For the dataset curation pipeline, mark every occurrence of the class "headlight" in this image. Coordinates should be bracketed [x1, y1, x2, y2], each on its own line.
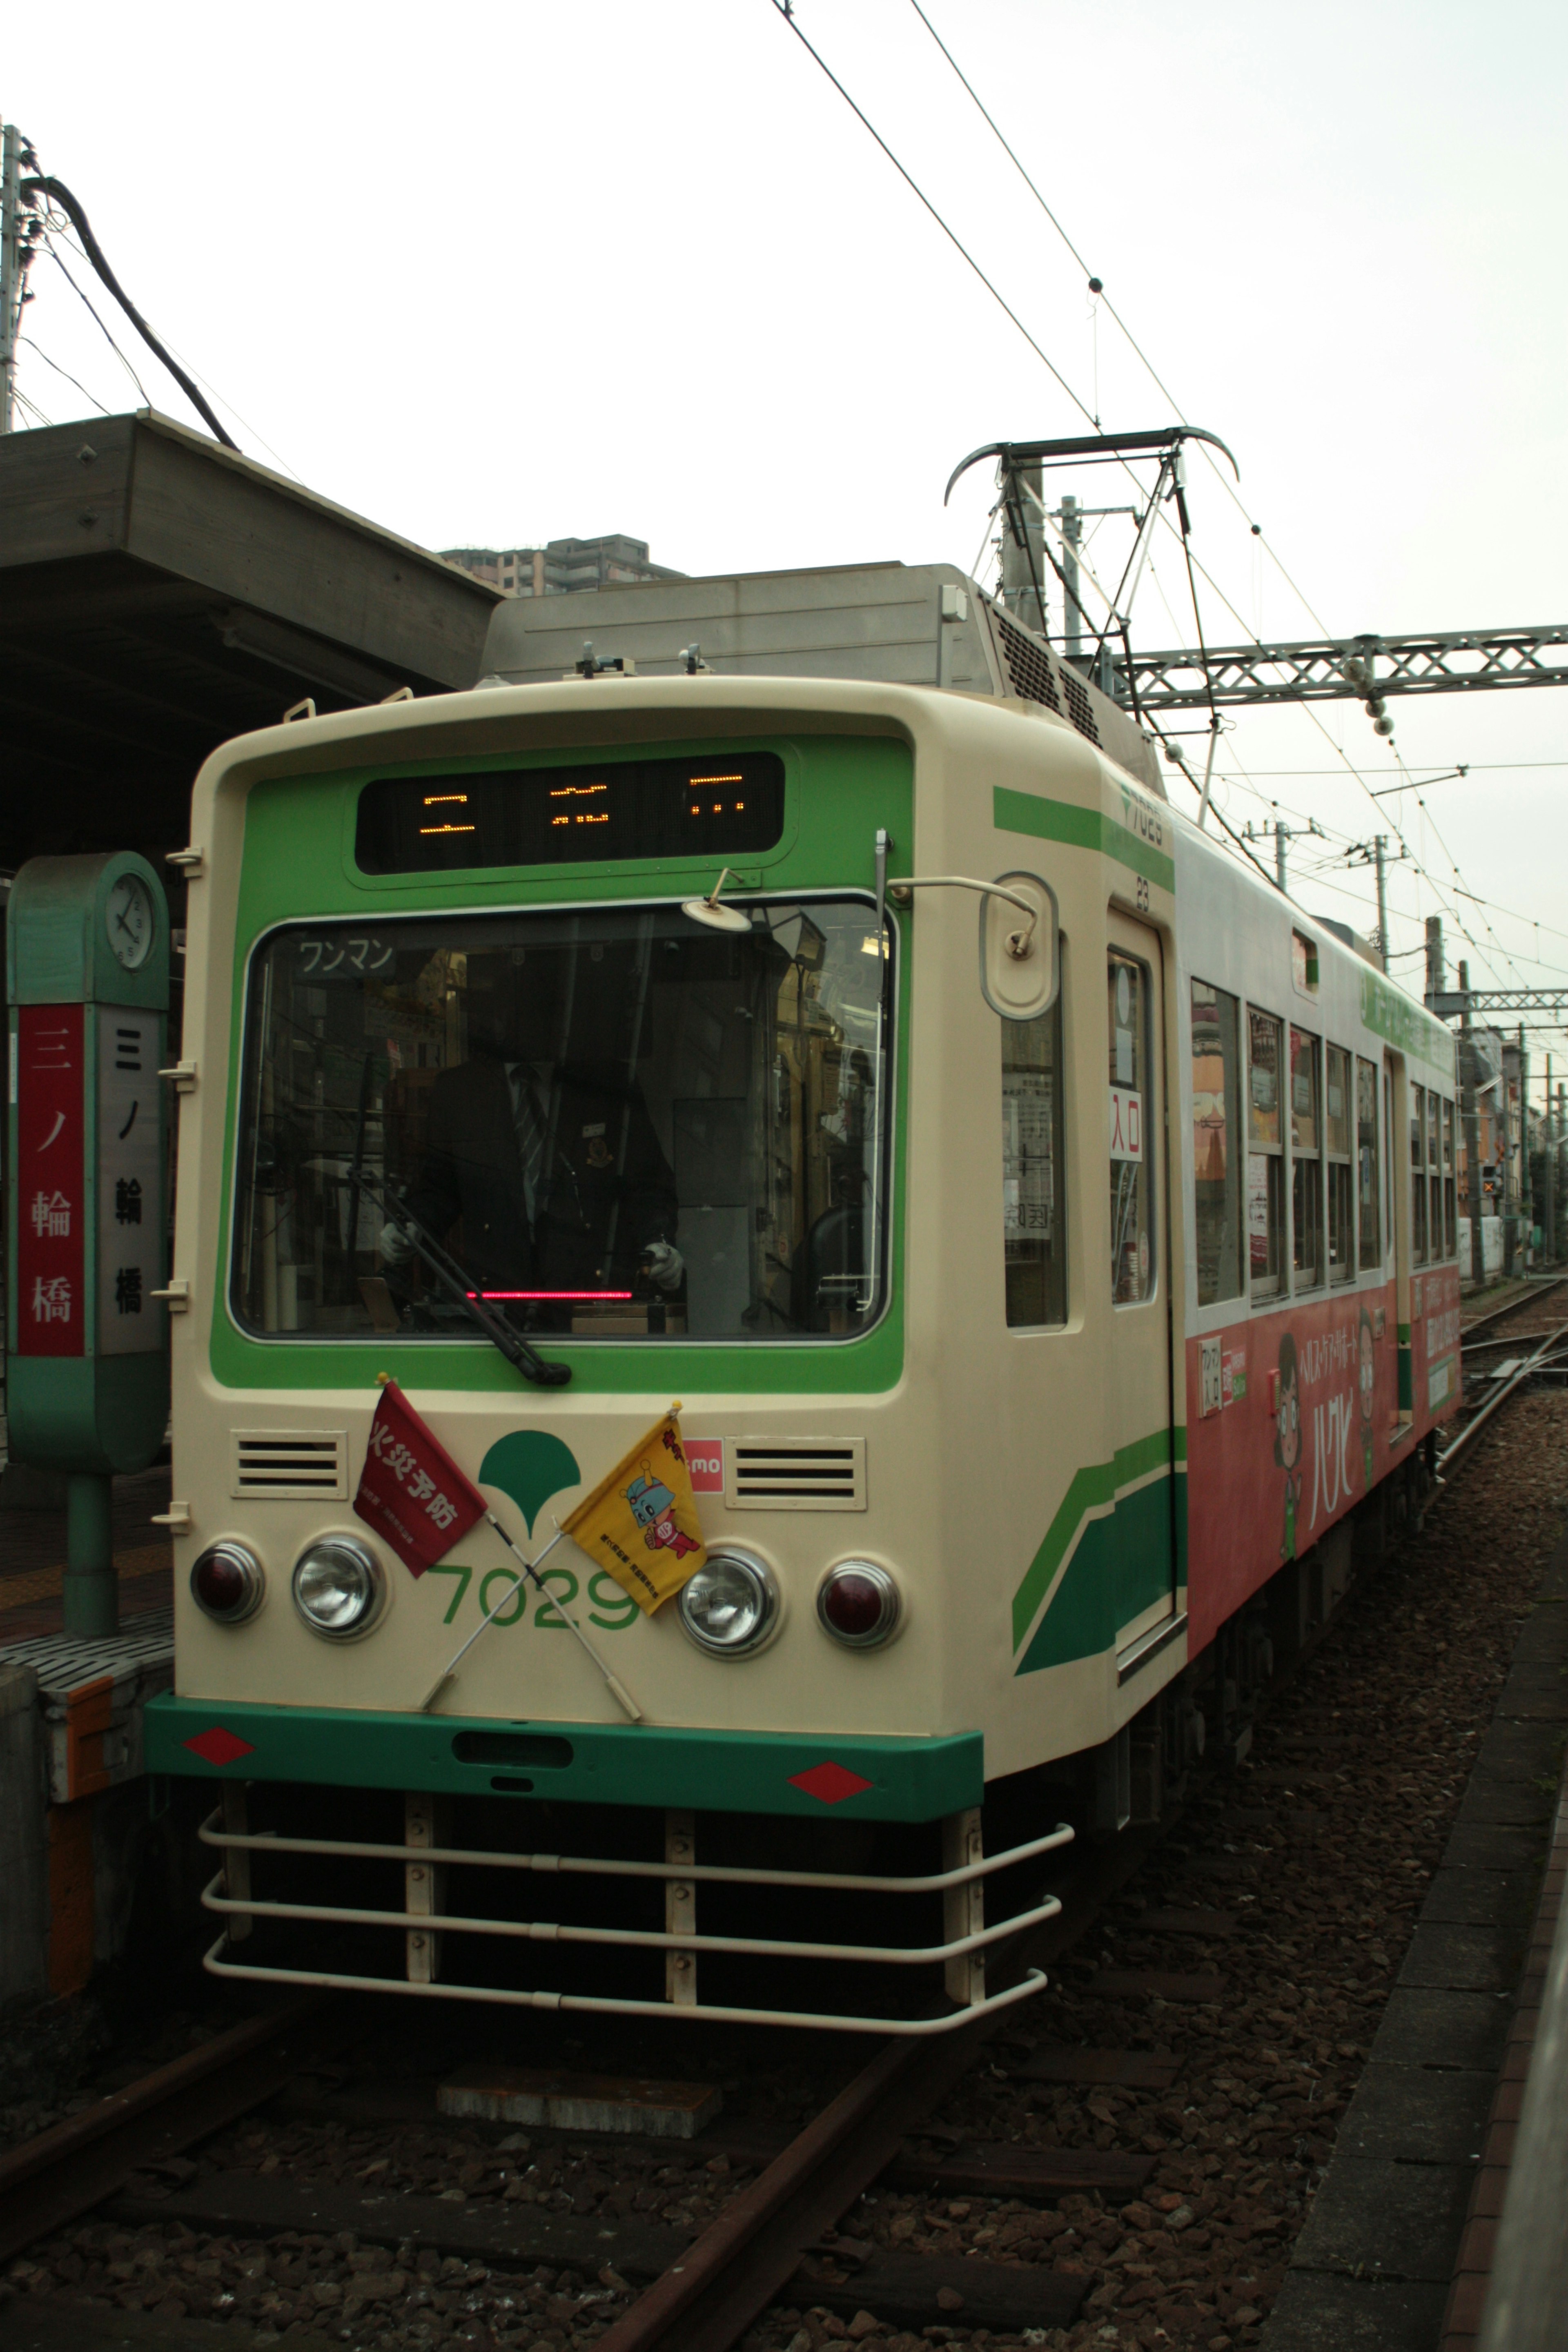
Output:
[291, 1537, 387, 1640]
[190, 1541, 265, 1625]
[817, 1559, 901, 1649]
[677, 1548, 780, 1657]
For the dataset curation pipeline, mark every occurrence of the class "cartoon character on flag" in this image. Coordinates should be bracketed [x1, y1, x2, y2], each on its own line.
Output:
[562, 1405, 707, 1614]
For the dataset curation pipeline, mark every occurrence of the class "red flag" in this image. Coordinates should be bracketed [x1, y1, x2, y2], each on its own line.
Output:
[354, 1380, 487, 1577]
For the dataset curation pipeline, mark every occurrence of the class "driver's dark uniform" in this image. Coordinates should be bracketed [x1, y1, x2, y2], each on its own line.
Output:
[399, 1054, 678, 1297]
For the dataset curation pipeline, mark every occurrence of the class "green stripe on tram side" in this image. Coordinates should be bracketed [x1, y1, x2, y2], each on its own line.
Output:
[144, 1695, 984, 1823]
[1010, 1427, 1176, 1668]
[1398, 1324, 1414, 1412]
[992, 785, 1177, 896]
[208, 735, 913, 1396]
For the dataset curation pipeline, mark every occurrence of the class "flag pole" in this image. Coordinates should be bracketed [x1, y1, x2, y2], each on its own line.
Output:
[419, 1519, 644, 1724]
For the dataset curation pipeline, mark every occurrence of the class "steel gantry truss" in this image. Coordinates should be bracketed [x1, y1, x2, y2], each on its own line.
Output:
[1122, 624, 1568, 712]
[1430, 987, 1568, 1022]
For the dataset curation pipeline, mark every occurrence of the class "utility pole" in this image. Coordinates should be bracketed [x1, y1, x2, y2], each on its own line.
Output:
[1, 121, 21, 435]
[1459, 960, 1485, 1286]
[1344, 834, 1401, 965]
[1424, 913, 1445, 1008]
[1061, 493, 1083, 667]
[1242, 816, 1325, 896]
[1519, 1027, 1532, 1262]
[1545, 1054, 1555, 1269]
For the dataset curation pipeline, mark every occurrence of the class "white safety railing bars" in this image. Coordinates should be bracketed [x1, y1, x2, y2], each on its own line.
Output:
[200, 1936, 1050, 2037]
[196, 1812, 1073, 1892]
[197, 1803, 1074, 2036]
[199, 1871, 1062, 1967]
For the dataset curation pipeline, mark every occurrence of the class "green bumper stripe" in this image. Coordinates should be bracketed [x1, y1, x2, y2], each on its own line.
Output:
[994, 785, 1176, 896]
[145, 1695, 982, 1823]
[1010, 1427, 1174, 1653]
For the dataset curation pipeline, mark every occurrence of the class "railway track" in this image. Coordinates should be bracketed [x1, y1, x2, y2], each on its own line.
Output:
[1461, 1274, 1568, 1341]
[7, 1380, 1568, 2350]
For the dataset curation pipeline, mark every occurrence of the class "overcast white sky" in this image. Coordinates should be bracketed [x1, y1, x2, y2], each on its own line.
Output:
[8, 0, 1567, 1086]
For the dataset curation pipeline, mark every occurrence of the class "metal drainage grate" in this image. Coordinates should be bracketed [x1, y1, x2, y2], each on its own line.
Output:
[726, 1439, 866, 1511]
[230, 1431, 347, 1500]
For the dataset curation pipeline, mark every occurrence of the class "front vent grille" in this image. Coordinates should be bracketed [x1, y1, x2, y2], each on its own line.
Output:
[1060, 667, 1102, 746]
[993, 609, 1063, 713]
[726, 1440, 866, 1512]
[231, 1430, 348, 1500]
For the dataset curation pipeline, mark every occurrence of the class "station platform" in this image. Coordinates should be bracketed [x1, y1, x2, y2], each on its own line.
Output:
[0, 1468, 184, 2022]
[1261, 1514, 1568, 2350]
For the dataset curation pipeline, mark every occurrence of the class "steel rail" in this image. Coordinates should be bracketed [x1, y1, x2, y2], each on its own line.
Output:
[0, 1998, 329, 2263]
[589, 1826, 1162, 2352]
[1460, 1276, 1568, 1341]
[1439, 1321, 1568, 1477]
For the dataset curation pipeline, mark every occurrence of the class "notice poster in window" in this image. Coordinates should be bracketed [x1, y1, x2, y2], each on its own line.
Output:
[1003, 1068, 1054, 1240]
[1248, 1154, 1272, 1277]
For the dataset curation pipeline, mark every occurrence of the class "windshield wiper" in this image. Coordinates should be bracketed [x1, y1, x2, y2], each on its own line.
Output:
[352, 1170, 572, 1389]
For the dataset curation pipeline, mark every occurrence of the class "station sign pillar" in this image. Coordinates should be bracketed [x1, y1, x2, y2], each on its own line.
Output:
[6, 854, 172, 1636]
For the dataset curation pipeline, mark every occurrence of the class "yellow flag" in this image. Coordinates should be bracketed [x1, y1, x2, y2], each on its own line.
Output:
[561, 1405, 708, 1615]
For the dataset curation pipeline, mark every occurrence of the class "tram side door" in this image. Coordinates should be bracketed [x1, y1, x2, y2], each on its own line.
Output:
[1106, 915, 1177, 1650]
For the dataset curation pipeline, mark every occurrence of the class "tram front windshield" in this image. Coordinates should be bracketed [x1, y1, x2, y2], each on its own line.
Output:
[233, 901, 889, 1343]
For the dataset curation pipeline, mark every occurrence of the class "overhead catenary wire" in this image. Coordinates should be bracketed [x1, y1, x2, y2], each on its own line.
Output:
[893, 4, 1528, 976]
[777, 4, 1519, 993]
[20, 335, 111, 416]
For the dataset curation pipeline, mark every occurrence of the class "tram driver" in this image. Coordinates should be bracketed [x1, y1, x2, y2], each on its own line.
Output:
[378, 947, 683, 1317]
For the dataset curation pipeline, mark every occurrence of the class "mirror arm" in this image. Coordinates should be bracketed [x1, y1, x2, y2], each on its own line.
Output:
[887, 873, 1039, 958]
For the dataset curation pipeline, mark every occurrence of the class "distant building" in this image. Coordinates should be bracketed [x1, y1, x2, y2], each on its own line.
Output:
[440, 534, 685, 599]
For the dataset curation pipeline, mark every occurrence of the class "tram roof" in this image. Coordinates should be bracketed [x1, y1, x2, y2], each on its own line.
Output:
[0, 410, 499, 876]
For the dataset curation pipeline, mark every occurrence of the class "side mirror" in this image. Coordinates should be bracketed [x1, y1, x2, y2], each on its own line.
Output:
[979, 870, 1058, 1020]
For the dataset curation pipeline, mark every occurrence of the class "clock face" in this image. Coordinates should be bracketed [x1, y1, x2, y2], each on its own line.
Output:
[105, 875, 154, 971]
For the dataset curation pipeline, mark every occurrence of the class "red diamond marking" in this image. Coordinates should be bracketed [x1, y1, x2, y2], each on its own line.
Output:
[183, 1726, 256, 1767]
[788, 1760, 874, 1806]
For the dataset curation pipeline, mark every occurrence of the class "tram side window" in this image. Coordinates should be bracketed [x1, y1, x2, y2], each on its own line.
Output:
[1002, 998, 1067, 1327]
[1192, 980, 1243, 1306]
[1357, 1056, 1381, 1269]
[1247, 1007, 1285, 1299]
[1385, 1068, 1395, 1256]
[1410, 1087, 1429, 1264]
[1326, 1045, 1354, 1282]
[1291, 1025, 1322, 1288]
[1443, 1098, 1458, 1257]
[1109, 953, 1154, 1303]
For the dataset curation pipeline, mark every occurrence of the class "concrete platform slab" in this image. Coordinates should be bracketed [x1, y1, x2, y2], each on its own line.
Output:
[1418, 1870, 1538, 1930]
[1470, 1717, 1565, 1784]
[1398, 1921, 1524, 1993]
[1439, 1823, 1548, 1870]
[1370, 1989, 1512, 2073]
[1335, 2061, 1494, 2162]
[1261, 2269, 1450, 2351]
[1288, 2152, 1474, 2281]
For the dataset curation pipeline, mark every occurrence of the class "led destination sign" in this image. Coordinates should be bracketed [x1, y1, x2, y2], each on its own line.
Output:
[356, 752, 785, 874]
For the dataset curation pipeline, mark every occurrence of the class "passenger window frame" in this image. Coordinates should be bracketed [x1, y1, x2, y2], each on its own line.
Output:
[1246, 1003, 1286, 1303]
[1191, 977, 1245, 1310]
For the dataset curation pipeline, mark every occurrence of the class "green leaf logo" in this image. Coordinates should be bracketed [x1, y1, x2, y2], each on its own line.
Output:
[478, 1430, 583, 1537]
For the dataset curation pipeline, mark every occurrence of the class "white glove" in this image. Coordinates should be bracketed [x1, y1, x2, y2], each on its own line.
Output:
[378, 1220, 413, 1266]
[644, 1240, 684, 1293]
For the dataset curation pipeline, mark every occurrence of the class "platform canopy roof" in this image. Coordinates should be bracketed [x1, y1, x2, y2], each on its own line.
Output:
[0, 410, 499, 874]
